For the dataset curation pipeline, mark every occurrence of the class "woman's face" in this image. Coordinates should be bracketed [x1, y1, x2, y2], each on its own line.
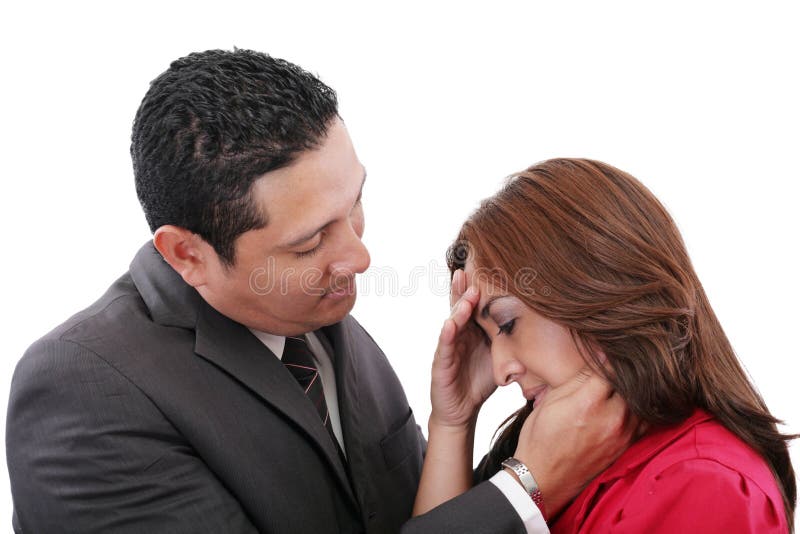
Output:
[465, 259, 587, 404]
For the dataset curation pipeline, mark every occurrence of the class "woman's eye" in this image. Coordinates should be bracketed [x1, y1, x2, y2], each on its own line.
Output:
[497, 318, 516, 336]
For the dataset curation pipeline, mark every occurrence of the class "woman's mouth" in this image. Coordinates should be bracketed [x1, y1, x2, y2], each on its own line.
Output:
[523, 384, 548, 402]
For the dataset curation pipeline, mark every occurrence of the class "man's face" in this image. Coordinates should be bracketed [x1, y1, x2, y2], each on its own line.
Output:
[197, 119, 370, 336]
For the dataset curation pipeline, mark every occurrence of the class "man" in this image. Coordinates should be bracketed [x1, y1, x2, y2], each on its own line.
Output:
[7, 49, 626, 533]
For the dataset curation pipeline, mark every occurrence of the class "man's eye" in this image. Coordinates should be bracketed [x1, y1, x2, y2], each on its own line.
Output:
[497, 319, 516, 336]
[295, 240, 322, 258]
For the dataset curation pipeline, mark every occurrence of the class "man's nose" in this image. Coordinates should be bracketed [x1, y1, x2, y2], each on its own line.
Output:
[329, 227, 371, 277]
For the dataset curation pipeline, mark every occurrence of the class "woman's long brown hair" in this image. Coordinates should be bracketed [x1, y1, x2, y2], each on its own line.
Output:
[449, 158, 796, 527]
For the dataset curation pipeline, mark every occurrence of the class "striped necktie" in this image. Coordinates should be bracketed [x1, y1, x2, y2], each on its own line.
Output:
[282, 336, 333, 435]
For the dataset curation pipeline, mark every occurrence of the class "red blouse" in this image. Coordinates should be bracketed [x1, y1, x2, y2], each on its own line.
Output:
[550, 409, 789, 533]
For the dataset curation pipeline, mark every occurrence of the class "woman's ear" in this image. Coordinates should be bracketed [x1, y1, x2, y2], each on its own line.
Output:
[580, 337, 612, 377]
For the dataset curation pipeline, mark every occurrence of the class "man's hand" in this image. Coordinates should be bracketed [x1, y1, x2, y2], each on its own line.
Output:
[513, 367, 636, 518]
[429, 269, 496, 431]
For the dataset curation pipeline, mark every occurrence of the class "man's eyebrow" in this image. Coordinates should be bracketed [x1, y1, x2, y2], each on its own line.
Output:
[283, 170, 367, 248]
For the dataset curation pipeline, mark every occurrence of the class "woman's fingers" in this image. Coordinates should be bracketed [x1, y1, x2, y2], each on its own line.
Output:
[437, 284, 479, 370]
[438, 317, 455, 344]
[450, 287, 477, 328]
[433, 320, 454, 369]
[438, 269, 481, 372]
[450, 269, 467, 308]
[538, 366, 617, 417]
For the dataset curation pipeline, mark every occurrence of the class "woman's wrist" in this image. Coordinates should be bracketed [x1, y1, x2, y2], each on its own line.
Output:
[426, 417, 476, 465]
[427, 413, 478, 436]
[414, 416, 476, 516]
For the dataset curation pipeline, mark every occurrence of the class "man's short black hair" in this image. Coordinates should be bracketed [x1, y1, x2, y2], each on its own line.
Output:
[131, 48, 339, 266]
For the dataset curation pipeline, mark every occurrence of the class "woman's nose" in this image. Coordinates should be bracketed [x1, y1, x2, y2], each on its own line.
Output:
[492, 346, 524, 387]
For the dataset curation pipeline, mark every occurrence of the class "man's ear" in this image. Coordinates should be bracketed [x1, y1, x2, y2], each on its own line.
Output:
[153, 226, 213, 288]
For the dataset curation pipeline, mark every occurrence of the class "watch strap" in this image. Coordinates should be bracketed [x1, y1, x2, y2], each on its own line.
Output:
[501, 456, 545, 513]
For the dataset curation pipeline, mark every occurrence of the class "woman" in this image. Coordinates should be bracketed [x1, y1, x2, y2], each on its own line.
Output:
[414, 158, 795, 532]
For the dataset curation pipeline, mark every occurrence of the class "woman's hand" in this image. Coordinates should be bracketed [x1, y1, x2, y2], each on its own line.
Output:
[414, 269, 495, 516]
[429, 269, 497, 431]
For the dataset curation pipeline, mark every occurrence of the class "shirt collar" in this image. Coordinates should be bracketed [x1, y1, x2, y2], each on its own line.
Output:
[248, 328, 286, 359]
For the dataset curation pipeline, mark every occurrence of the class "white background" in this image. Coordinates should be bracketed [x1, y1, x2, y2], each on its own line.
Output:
[2, 1, 798, 530]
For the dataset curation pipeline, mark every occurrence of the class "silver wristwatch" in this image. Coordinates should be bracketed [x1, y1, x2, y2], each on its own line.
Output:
[501, 457, 545, 511]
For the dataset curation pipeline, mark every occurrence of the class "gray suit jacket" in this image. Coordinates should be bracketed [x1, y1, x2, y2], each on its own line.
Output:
[7, 243, 524, 533]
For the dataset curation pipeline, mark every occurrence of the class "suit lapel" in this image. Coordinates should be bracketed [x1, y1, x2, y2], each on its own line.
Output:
[319, 322, 361, 459]
[319, 321, 373, 517]
[130, 242, 356, 506]
[195, 299, 356, 505]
